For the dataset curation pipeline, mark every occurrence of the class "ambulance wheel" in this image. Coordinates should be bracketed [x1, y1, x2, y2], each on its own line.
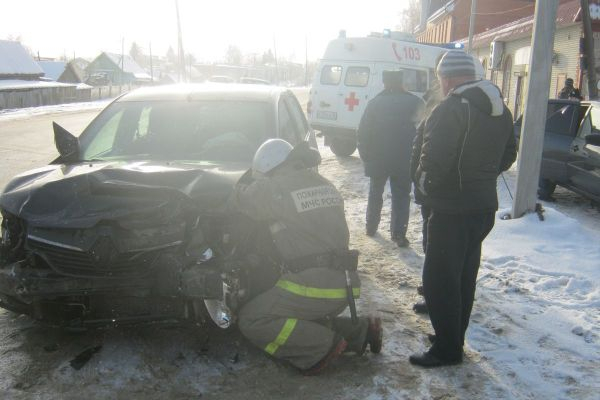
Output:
[330, 138, 356, 157]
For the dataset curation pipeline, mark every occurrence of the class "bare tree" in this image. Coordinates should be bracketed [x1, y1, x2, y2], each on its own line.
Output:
[225, 45, 242, 65]
[398, 0, 421, 33]
[166, 46, 177, 64]
[6, 34, 23, 42]
[130, 42, 143, 65]
[262, 49, 275, 65]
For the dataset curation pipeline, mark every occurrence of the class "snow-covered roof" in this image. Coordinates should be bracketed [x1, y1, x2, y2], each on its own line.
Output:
[0, 40, 44, 76]
[37, 61, 67, 81]
[0, 79, 76, 91]
[104, 52, 152, 80]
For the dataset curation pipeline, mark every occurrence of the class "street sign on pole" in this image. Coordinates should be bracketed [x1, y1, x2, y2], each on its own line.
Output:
[511, 0, 559, 218]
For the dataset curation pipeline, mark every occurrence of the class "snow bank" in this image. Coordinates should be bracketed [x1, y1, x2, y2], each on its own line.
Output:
[470, 206, 600, 399]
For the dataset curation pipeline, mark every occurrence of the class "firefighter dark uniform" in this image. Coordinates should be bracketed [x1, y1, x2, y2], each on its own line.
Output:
[230, 140, 381, 373]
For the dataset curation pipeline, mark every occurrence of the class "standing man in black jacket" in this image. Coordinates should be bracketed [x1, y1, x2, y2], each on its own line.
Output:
[357, 71, 424, 247]
[409, 51, 517, 367]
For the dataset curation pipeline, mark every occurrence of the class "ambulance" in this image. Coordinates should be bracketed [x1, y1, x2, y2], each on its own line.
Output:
[307, 31, 452, 156]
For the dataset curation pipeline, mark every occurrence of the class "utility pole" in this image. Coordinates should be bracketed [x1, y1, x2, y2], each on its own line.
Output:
[175, 0, 186, 82]
[273, 35, 279, 84]
[121, 38, 124, 86]
[511, 0, 559, 219]
[467, 0, 477, 54]
[305, 36, 309, 86]
[582, 0, 598, 99]
[149, 42, 154, 84]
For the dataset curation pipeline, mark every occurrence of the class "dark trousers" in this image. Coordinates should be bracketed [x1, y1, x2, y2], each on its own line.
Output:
[366, 175, 411, 238]
[422, 211, 495, 361]
[420, 205, 431, 252]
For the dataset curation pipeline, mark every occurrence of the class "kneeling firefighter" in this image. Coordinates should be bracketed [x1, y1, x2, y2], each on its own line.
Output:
[228, 139, 382, 375]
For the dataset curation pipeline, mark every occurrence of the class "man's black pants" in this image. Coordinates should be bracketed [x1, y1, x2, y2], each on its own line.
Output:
[366, 175, 411, 238]
[422, 210, 495, 361]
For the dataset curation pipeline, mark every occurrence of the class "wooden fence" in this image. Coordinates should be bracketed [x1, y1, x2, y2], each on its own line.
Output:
[0, 84, 135, 110]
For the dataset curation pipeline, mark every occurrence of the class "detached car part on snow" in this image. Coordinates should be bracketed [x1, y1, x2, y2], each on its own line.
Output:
[0, 84, 315, 328]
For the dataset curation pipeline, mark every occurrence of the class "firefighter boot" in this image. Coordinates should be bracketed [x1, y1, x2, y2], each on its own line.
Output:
[303, 336, 348, 376]
[361, 316, 383, 354]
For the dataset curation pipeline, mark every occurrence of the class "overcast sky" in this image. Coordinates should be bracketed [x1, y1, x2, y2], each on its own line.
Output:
[1, 0, 410, 63]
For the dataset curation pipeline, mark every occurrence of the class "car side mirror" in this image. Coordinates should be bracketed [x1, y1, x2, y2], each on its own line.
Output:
[53, 122, 79, 162]
[585, 133, 600, 146]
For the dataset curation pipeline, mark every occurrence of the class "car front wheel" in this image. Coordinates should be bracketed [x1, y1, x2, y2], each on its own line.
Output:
[330, 137, 356, 157]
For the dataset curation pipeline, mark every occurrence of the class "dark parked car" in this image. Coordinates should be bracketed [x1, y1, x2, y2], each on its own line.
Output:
[514, 99, 600, 204]
[0, 84, 316, 328]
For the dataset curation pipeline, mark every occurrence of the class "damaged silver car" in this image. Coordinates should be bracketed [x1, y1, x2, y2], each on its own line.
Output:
[0, 84, 316, 329]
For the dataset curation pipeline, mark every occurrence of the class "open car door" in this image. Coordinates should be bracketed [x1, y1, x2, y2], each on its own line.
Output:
[566, 105, 600, 201]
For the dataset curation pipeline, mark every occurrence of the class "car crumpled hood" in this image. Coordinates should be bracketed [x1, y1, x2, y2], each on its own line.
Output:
[0, 160, 248, 228]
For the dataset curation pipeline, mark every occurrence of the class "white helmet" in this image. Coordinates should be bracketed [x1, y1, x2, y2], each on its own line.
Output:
[252, 138, 293, 174]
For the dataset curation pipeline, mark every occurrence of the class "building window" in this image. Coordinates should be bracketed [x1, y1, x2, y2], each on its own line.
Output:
[502, 56, 512, 99]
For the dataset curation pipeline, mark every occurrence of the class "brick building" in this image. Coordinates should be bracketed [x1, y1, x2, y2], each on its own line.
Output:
[415, 0, 537, 44]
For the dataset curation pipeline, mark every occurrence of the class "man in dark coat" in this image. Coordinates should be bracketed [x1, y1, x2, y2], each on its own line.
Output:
[357, 70, 424, 247]
[410, 51, 517, 367]
[558, 78, 583, 100]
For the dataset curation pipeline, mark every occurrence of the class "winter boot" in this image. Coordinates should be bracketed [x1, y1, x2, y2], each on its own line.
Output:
[392, 235, 409, 247]
[413, 302, 428, 315]
[303, 337, 348, 376]
[361, 316, 383, 354]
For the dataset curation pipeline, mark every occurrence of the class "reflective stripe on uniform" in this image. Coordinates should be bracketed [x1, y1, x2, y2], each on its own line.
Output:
[275, 279, 360, 299]
[264, 318, 298, 355]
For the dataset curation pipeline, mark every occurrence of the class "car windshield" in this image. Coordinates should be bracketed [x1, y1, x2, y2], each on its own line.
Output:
[78, 100, 272, 162]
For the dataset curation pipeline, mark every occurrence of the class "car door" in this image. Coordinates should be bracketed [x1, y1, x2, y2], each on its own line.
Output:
[565, 104, 600, 199]
[537, 101, 583, 183]
[278, 95, 313, 147]
[283, 94, 318, 148]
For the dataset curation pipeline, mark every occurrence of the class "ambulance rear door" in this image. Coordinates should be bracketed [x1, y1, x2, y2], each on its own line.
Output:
[310, 64, 344, 128]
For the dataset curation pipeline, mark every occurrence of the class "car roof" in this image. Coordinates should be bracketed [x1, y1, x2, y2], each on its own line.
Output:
[117, 83, 290, 103]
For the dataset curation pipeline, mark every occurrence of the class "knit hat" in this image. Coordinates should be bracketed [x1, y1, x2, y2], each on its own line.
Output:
[436, 50, 478, 78]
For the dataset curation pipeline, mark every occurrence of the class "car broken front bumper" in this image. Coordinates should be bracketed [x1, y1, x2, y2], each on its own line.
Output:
[0, 254, 226, 327]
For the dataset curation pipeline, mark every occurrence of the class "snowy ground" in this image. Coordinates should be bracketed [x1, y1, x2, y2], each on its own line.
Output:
[318, 143, 600, 400]
[0, 99, 598, 399]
